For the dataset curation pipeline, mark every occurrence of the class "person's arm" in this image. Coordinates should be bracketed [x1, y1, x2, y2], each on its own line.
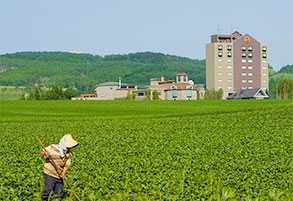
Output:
[61, 166, 69, 179]
[61, 154, 71, 179]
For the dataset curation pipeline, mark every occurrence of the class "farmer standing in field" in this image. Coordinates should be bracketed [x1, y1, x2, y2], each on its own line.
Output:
[40, 134, 78, 200]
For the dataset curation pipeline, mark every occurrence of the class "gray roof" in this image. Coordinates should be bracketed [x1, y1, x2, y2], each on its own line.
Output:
[150, 78, 161, 81]
[227, 88, 269, 99]
[95, 82, 129, 87]
[138, 85, 150, 89]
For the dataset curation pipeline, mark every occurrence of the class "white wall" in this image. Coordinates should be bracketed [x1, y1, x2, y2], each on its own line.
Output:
[95, 86, 119, 100]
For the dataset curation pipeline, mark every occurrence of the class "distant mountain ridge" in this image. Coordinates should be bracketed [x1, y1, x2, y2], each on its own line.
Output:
[0, 51, 206, 94]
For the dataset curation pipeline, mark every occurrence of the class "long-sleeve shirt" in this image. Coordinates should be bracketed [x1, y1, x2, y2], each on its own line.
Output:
[43, 144, 71, 179]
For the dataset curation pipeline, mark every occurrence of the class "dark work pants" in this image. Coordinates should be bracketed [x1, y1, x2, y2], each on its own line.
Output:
[41, 173, 64, 200]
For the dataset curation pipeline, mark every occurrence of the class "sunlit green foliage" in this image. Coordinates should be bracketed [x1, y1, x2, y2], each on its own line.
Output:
[0, 52, 206, 95]
[0, 100, 292, 200]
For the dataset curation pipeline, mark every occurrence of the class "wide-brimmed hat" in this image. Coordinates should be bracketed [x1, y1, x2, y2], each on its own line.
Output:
[65, 134, 79, 148]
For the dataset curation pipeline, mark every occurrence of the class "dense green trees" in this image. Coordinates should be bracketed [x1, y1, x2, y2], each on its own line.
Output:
[269, 65, 293, 99]
[2, 52, 292, 100]
[273, 76, 293, 99]
[204, 88, 223, 100]
[21, 86, 75, 100]
[0, 52, 206, 95]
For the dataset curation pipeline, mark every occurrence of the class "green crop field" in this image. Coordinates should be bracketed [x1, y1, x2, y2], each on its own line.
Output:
[0, 100, 292, 200]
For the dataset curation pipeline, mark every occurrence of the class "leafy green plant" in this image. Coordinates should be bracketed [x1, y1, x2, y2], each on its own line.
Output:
[0, 100, 292, 200]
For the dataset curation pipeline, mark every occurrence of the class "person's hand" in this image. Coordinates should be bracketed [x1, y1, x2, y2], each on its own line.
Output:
[41, 150, 50, 158]
[44, 151, 50, 158]
[60, 173, 66, 179]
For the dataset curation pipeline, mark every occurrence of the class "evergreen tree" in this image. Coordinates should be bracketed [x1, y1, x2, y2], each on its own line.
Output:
[196, 84, 200, 100]
[145, 89, 150, 100]
[131, 91, 136, 100]
[127, 90, 131, 100]
[153, 90, 159, 100]
[217, 88, 223, 100]
[204, 89, 210, 100]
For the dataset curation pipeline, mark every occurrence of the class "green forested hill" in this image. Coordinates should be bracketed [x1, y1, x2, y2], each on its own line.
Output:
[0, 51, 292, 99]
[0, 52, 206, 94]
[269, 65, 293, 98]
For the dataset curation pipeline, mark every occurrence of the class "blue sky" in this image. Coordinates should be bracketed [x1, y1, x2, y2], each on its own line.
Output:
[0, 0, 292, 70]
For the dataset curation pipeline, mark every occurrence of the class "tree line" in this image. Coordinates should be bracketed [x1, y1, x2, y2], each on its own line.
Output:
[20, 86, 75, 100]
[0, 52, 206, 96]
[273, 76, 293, 99]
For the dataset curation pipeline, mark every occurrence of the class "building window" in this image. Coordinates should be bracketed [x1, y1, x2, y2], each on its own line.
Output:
[262, 53, 267, 58]
[263, 87, 267, 90]
[178, 76, 181, 82]
[218, 79, 223, 83]
[218, 86, 222, 89]
[218, 65, 223, 69]
[110, 87, 113, 90]
[241, 52, 246, 57]
[218, 45, 223, 50]
[248, 46, 253, 51]
[242, 86, 247, 89]
[241, 46, 246, 51]
[242, 73, 247, 76]
[228, 79, 232, 83]
[242, 59, 246, 63]
[227, 72, 232, 76]
[263, 80, 267, 83]
[172, 86, 177, 100]
[183, 76, 186, 81]
[262, 47, 267, 52]
[263, 73, 267, 77]
[248, 73, 253, 76]
[138, 92, 144, 96]
[227, 59, 232, 63]
[242, 66, 246, 70]
[248, 87, 253, 89]
[248, 60, 253, 63]
[242, 80, 247, 83]
[248, 53, 253, 58]
[262, 66, 267, 70]
[218, 59, 222, 62]
[228, 86, 232, 90]
[186, 86, 192, 99]
[227, 66, 232, 69]
[248, 66, 253, 70]
[218, 52, 223, 57]
[218, 72, 223, 76]
[227, 52, 232, 57]
[248, 80, 253, 83]
[227, 45, 232, 50]
[262, 60, 267, 63]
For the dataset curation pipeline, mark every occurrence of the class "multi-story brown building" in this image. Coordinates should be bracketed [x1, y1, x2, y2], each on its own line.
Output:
[206, 31, 268, 97]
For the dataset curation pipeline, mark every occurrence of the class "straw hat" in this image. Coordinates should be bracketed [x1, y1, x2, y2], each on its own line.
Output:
[65, 134, 79, 148]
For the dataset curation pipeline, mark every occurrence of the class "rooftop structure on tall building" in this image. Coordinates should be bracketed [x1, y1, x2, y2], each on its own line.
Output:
[206, 31, 268, 97]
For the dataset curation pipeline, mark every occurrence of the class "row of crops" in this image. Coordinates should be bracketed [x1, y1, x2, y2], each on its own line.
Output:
[0, 100, 292, 200]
